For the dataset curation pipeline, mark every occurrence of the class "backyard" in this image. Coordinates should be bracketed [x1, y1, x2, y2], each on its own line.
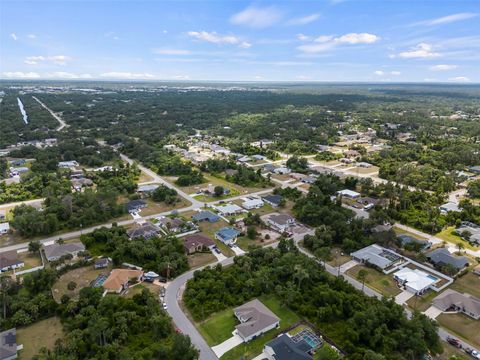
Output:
[188, 251, 217, 269]
[450, 271, 480, 298]
[437, 313, 480, 349]
[51, 264, 112, 302]
[347, 265, 402, 297]
[17, 317, 64, 360]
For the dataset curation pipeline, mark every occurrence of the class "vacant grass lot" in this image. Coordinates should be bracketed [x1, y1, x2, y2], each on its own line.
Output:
[52, 264, 111, 302]
[17, 317, 64, 360]
[326, 248, 351, 267]
[437, 313, 480, 349]
[450, 272, 480, 298]
[393, 226, 429, 240]
[405, 289, 440, 312]
[188, 252, 217, 269]
[124, 282, 162, 298]
[347, 265, 402, 297]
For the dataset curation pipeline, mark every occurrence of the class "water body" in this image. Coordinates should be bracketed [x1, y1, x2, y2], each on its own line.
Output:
[17, 97, 28, 124]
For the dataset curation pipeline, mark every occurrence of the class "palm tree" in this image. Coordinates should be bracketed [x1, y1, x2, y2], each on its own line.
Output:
[358, 269, 368, 292]
[457, 242, 465, 254]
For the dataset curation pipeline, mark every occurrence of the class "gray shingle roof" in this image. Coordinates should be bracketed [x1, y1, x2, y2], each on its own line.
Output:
[43, 242, 85, 261]
[266, 334, 312, 360]
[234, 299, 279, 339]
[426, 248, 469, 269]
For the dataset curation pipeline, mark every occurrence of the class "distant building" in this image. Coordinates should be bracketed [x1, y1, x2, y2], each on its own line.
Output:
[215, 227, 240, 245]
[251, 154, 266, 161]
[125, 199, 147, 214]
[351, 244, 403, 272]
[241, 198, 264, 210]
[0, 251, 24, 273]
[0, 328, 18, 360]
[273, 167, 291, 175]
[439, 202, 461, 214]
[58, 160, 79, 168]
[262, 194, 283, 207]
[267, 214, 295, 233]
[393, 268, 438, 295]
[94, 258, 109, 269]
[43, 242, 85, 262]
[426, 248, 469, 271]
[0, 223, 10, 235]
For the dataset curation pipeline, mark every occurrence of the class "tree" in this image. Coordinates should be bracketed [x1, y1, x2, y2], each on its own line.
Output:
[316, 345, 341, 360]
[358, 269, 368, 292]
[247, 226, 257, 240]
[213, 186, 224, 197]
[28, 240, 41, 253]
[456, 242, 465, 254]
[67, 281, 77, 291]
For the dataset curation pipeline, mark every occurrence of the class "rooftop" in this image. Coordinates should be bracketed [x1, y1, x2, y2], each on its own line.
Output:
[103, 269, 143, 292]
[234, 299, 280, 339]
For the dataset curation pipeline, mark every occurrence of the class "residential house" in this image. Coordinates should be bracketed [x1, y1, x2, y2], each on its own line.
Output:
[137, 184, 159, 194]
[262, 195, 283, 207]
[301, 176, 316, 184]
[456, 222, 480, 244]
[351, 244, 403, 272]
[183, 234, 215, 254]
[251, 154, 266, 161]
[238, 156, 251, 163]
[241, 198, 264, 210]
[215, 227, 240, 245]
[426, 248, 469, 271]
[371, 224, 392, 234]
[94, 258, 109, 269]
[126, 222, 160, 240]
[215, 204, 243, 217]
[0, 328, 18, 360]
[469, 166, 480, 174]
[357, 162, 373, 168]
[263, 164, 276, 173]
[344, 150, 360, 158]
[397, 234, 431, 250]
[58, 160, 79, 168]
[439, 202, 461, 215]
[43, 242, 85, 262]
[473, 264, 480, 276]
[393, 268, 438, 295]
[234, 299, 280, 342]
[433, 289, 480, 320]
[225, 169, 238, 176]
[9, 167, 28, 177]
[192, 210, 220, 223]
[273, 167, 291, 175]
[0, 251, 24, 273]
[267, 214, 295, 233]
[264, 334, 314, 360]
[0, 223, 10, 235]
[156, 217, 186, 233]
[125, 199, 147, 214]
[336, 189, 361, 199]
[103, 269, 144, 294]
[357, 196, 384, 210]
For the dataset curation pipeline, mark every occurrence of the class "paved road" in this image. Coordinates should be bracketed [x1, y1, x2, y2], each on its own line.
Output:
[32, 96, 68, 131]
[0, 198, 44, 210]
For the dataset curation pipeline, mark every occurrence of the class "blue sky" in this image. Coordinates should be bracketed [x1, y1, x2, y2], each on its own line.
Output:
[1, 0, 479, 82]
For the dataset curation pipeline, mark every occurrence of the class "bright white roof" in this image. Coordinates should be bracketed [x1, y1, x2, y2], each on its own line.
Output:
[0, 223, 10, 232]
[242, 198, 264, 207]
[216, 204, 243, 213]
[394, 268, 437, 292]
[337, 189, 361, 197]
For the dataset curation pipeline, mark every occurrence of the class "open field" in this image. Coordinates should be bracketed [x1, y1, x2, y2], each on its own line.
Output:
[139, 198, 191, 216]
[347, 265, 402, 297]
[437, 313, 480, 349]
[52, 264, 111, 302]
[188, 251, 217, 269]
[450, 271, 480, 298]
[326, 248, 351, 267]
[17, 317, 64, 360]
[124, 282, 162, 298]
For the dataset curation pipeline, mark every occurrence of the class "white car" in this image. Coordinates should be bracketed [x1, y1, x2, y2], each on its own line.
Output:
[471, 350, 480, 359]
[163, 303, 167, 310]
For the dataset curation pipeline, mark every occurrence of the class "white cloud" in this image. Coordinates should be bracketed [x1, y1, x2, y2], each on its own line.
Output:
[154, 48, 191, 55]
[375, 70, 401, 76]
[390, 71, 401, 76]
[11, 33, 18, 41]
[105, 31, 120, 40]
[24, 55, 71, 66]
[423, 12, 478, 26]
[45, 72, 92, 79]
[230, 5, 283, 28]
[448, 76, 470, 82]
[287, 13, 320, 26]
[395, 43, 440, 59]
[172, 75, 190, 80]
[2, 71, 40, 79]
[429, 64, 458, 71]
[100, 72, 155, 79]
[27, 34, 37, 39]
[297, 34, 312, 41]
[187, 31, 251, 48]
[374, 70, 384, 76]
[297, 32, 379, 53]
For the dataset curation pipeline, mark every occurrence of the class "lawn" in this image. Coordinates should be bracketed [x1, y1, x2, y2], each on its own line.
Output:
[349, 166, 380, 175]
[236, 234, 273, 251]
[198, 308, 238, 346]
[17, 317, 64, 360]
[326, 248, 351, 267]
[124, 282, 162, 298]
[138, 198, 191, 216]
[221, 295, 301, 360]
[197, 219, 235, 257]
[137, 171, 154, 183]
[435, 226, 477, 251]
[393, 226, 428, 240]
[405, 289, 440, 312]
[231, 201, 275, 217]
[18, 251, 42, 270]
[437, 313, 480, 349]
[450, 272, 480, 298]
[188, 252, 217, 269]
[52, 264, 111, 302]
[347, 265, 402, 297]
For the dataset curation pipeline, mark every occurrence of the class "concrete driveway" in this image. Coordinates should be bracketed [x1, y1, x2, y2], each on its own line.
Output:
[211, 333, 244, 358]
[211, 249, 227, 262]
[231, 245, 245, 256]
[339, 260, 358, 274]
[424, 305, 443, 319]
[395, 290, 415, 305]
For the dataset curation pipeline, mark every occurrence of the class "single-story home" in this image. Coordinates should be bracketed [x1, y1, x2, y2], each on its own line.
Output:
[264, 334, 313, 360]
[273, 167, 291, 175]
[456, 223, 480, 244]
[125, 199, 147, 214]
[234, 299, 280, 342]
[351, 244, 403, 271]
[238, 156, 251, 163]
[433, 289, 480, 320]
[344, 150, 360, 158]
[215, 204, 243, 217]
[393, 268, 438, 295]
[251, 154, 266, 161]
[215, 227, 240, 245]
[126, 222, 160, 240]
[357, 197, 384, 210]
[371, 224, 392, 234]
[439, 202, 461, 214]
[469, 166, 480, 174]
[0, 328, 18, 360]
[267, 214, 295, 233]
[263, 164, 276, 173]
[336, 189, 361, 199]
[183, 234, 215, 254]
[43, 242, 85, 262]
[262, 195, 283, 207]
[103, 269, 144, 294]
[397, 234, 431, 250]
[137, 184, 159, 194]
[0, 251, 24, 273]
[0, 222, 10, 235]
[242, 198, 264, 210]
[192, 210, 220, 223]
[301, 176, 316, 184]
[157, 217, 185, 233]
[94, 258, 109, 269]
[58, 160, 79, 168]
[357, 162, 373, 168]
[426, 248, 469, 271]
[9, 167, 29, 176]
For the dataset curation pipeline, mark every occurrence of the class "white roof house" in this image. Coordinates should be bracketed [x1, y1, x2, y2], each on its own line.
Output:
[242, 198, 264, 210]
[0, 223, 10, 235]
[58, 160, 79, 168]
[439, 202, 461, 214]
[273, 167, 291, 175]
[393, 268, 438, 295]
[337, 189, 361, 199]
[215, 204, 243, 216]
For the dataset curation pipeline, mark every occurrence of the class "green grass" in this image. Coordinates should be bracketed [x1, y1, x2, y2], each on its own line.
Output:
[436, 226, 477, 251]
[450, 271, 480, 298]
[17, 317, 64, 360]
[197, 219, 235, 257]
[405, 289, 440, 312]
[347, 265, 401, 297]
[198, 308, 238, 346]
[220, 294, 300, 360]
[437, 313, 480, 349]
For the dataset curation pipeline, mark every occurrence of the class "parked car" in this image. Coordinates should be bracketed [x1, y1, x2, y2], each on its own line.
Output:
[471, 350, 480, 359]
[214, 247, 221, 254]
[447, 337, 462, 348]
[163, 303, 167, 310]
